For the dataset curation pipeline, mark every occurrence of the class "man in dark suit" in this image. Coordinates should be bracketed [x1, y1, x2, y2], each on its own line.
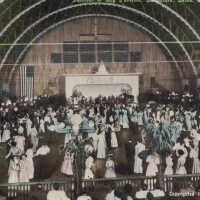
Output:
[125, 139, 135, 174]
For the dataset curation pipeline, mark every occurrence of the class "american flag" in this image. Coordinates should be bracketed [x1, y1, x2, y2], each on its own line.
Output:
[20, 66, 34, 99]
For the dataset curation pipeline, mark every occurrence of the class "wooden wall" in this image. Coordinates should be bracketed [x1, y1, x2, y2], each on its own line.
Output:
[13, 17, 181, 97]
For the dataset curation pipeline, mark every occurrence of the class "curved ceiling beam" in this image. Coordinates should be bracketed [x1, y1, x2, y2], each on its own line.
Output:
[0, 0, 47, 37]
[150, 0, 200, 41]
[0, 0, 19, 19]
[8, 14, 183, 85]
[0, 3, 196, 76]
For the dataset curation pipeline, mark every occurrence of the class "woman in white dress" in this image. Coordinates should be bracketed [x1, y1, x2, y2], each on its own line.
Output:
[164, 153, 173, 175]
[19, 154, 29, 183]
[26, 116, 32, 137]
[96, 125, 106, 159]
[25, 145, 35, 180]
[2, 122, 11, 143]
[30, 123, 39, 153]
[110, 124, 118, 148]
[176, 149, 187, 175]
[145, 151, 160, 190]
[104, 155, 116, 178]
[146, 151, 160, 177]
[61, 152, 74, 176]
[5, 141, 22, 160]
[14, 133, 25, 154]
[39, 117, 45, 134]
[8, 156, 20, 198]
[189, 144, 200, 174]
[164, 152, 173, 192]
[84, 155, 95, 179]
[122, 108, 129, 129]
[134, 139, 145, 174]
[8, 156, 20, 183]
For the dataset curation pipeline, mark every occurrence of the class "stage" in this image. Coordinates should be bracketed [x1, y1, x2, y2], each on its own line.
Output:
[64, 62, 141, 102]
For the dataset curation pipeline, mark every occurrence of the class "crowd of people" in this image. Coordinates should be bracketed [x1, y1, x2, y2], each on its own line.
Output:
[0, 89, 200, 199]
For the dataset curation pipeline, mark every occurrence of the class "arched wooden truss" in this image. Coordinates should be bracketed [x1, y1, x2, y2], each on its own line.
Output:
[0, 1, 200, 89]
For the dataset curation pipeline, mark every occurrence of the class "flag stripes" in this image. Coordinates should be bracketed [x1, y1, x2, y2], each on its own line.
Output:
[20, 66, 34, 99]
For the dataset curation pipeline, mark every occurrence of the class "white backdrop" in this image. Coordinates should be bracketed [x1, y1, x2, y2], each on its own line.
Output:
[73, 83, 132, 98]
[65, 73, 141, 102]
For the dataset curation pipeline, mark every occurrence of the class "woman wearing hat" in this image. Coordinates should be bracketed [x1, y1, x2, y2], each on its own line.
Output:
[104, 154, 116, 178]
[96, 123, 106, 159]
[84, 154, 95, 179]
[176, 149, 187, 175]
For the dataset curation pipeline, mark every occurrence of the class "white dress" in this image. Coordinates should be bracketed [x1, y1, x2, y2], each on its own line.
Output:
[176, 155, 187, 175]
[97, 131, 106, 159]
[164, 156, 173, 175]
[39, 119, 45, 133]
[2, 127, 11, 142]
[61, 152, 74, 176]
[26, 118, 32, 137]
[146, 154, 160, 176]
[104, 159, 116, 178]
[84, 156, 94, 179]
[111, 128, 118, 148]
[190, 148, 200, 174]
[26, 148, 34, 179]
[122, 109, 129, 128]
[19, 159, 29, 183]
[164, 155, 173, 192]
[30, 127, 38, 152]
[134, 142, 145, 174]
[14, 135, 25, 153]
[8, 158, 20, 183]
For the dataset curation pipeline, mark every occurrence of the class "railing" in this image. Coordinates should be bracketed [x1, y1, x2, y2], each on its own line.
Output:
[164, 174, 200, 192]
[1, 174, 200, 200]
[81, 176, 157, 190]
[0, 181, 74, 200]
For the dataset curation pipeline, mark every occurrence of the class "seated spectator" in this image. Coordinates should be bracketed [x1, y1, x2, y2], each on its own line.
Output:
[135, 184, 149, 199]
[105, 183, 116, 200]
[180, 181, 195, 194]
[123, 184, 133, 200]
[47, 183, 70, 200]
[149, 183, 165, 198]
[114, 189, 122, 200]
[29, 184, 47, 200]
[77, 188, 92, 200]
[146, 192, 154, 200]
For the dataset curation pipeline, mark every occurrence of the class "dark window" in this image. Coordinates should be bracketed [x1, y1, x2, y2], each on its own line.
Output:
[114, 42, 128, 51]
[26, 66, 34, 77]
[51, 53, 62, 63]
[80, 52, 96, 63]
[114, 52, 128, 62]
[151, 77, 156, 88]
[97, 42, 112, 52]
[80, 42, 95, 52]
[63, 42, 78, 52]
[63, 53, 78, 63]
[130, 52, 142, 63]
[98, 51, 112, 63]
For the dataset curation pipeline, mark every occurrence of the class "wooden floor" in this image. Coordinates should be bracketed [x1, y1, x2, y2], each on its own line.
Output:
[35, 127, 140, 181]
[0, 127, 140, 183]
[95, 128, 137, 177]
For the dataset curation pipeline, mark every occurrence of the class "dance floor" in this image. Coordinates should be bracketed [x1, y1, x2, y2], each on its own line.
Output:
[0, 127, 138, 184]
